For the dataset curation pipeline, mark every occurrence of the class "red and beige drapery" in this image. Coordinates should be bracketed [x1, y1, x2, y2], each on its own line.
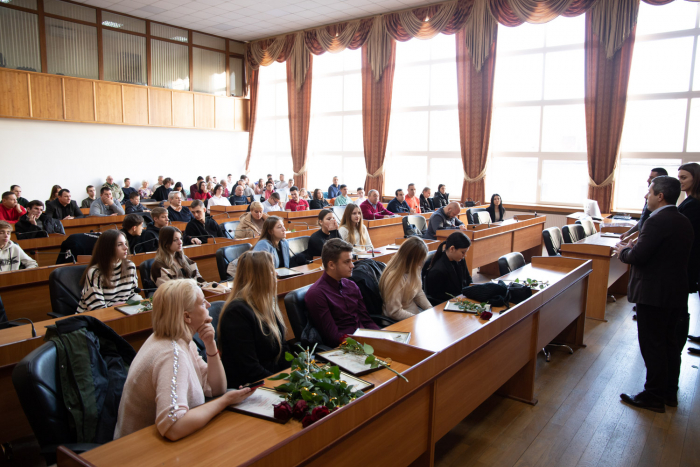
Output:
[286, 35, 313, 190]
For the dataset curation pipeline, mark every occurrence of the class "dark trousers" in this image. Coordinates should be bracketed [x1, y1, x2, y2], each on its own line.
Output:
[636, 303, 685, 402]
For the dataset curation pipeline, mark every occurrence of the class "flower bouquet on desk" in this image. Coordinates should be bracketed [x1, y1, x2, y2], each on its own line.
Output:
[445, 294, 493, 320]
[512, 277, 550, 290]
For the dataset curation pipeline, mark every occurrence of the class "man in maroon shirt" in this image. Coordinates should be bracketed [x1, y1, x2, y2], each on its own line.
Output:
[305, 239, 379, 347]
[0, 191, 26, 224]
[360, 189, 395, 220]
[285, 186, 309, 211]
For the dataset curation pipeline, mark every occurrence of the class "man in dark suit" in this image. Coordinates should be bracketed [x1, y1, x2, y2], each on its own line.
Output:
[45, 189, 84, 220]
[614, 176, 693, 413]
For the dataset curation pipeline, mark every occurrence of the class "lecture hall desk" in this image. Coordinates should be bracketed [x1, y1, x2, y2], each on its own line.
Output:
[65, 256, 591, 467]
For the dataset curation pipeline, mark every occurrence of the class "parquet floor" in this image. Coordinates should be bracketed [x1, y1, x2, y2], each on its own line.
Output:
[435, 294, 700, 467]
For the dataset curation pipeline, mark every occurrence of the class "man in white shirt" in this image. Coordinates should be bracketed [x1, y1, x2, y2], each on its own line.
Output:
[355, 188, 367, 205]
[263, 193, 284, 213]
[275, 176, 292, 203]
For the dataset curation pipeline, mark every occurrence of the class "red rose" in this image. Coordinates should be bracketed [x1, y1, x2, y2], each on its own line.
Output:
[292, 400, 308, 420]
[480, 311, 493, 320]
[273, 401, 293, 422]
[311, 405, 330, 422]
[301, 414, 316, 428]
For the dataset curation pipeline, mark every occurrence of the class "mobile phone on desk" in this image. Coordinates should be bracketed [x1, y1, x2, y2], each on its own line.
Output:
[240, 380, 265, 390]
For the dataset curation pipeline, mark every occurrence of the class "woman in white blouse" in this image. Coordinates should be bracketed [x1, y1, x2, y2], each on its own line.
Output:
[379, 236, 431, 321]
[207, 184, 231, 212]
[338, 203, 373, 253]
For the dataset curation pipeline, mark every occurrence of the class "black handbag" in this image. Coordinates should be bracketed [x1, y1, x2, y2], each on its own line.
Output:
[507, 282, 532, 304]
[464, 198, 478, 208]
[462, 281, 509, 307]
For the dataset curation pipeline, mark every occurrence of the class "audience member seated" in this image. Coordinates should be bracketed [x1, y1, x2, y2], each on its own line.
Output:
[0, 191, 27, 224]
[425, 201, 466, 240]
[219, 180, 230, 198]
[121, 213, 157, 254]
[46, 188, 85, 220]
[328, 176, 341, 199]
[360, 189, 394, 220]
[241, 175, 255, 198]
[252, 216, 291, 268]
[0, 221, 38, 271]
[387, 188, 412, 214]
[147, 207, 169, 238]
[285, 186, 309, 211]
[300, 188, 310, 201]
[192, 181, 212, 202]
[424, 232, 473, 306]
[90, 187, 125, 217]
[153, 175, 164, 192]
[254, 178, 265, 195]
[114, 279, 253, 440]
[261, 180, 275, 202]
[380, 237, 431, 320]
[433, 184, 449, 208]
[77, 229, 140, 312]
[420, 187, 434, 212]
[229, 185, 250, 206]
[189, 176, 203, 197]
[355, 188, 367, 205]
[218, 251, 291, 388]
[487, 193, 506, 222]
[103, 175, 124, 203]
[125, 192, 150, 214]
[173, 181, 188, 199]
[10, 185, 28, 208]
[405, 183, 421, 213]
[235, 202, 267, 238]
[185, 200, 224, 244]
[262, 193, 284, 213]
[167, 192, 193, 223]
[275, 173, 288, 192]
[139, 180, 152, 200]
[306, 209, 340, 259]
[81, 185, 96, 208]
[15, 200, 63, 238]
[206, 181, 215, 194]
[46, 184, 61, 208]
[208, 184, 231, 212]
[309, 189, 330, 210]
[305, 239, 379, 347]
[339, 203, 373, 253]
[122, 178, 137, 200]
[153, 178, 174, 202]
[334, 185, 350, 206]
[151, 227, 204, 286]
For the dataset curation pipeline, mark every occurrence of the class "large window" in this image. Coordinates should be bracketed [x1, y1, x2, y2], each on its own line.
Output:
[614, 1, 700, 210]
[486, 15, 588, 207]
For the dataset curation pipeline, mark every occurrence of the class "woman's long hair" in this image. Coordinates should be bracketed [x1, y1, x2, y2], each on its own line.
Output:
[259, 216, 283, 248]
[429, 231, 471, 269]
[220, 251, 285, 358]
[152, 279, 200, 342]
[48, 185, 61, 202]
[155, 226, 189, 272]
[198, 181, 207, 195]
[379, 237, 428, 306]
[488, 193, 505, 219]
[80, 229, 129, 288]
[679, 163, 700, 200]
[340, 204, 370, 246]
[313, 188, 324, 201]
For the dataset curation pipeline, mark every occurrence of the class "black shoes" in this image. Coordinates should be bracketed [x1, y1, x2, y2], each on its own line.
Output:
[665, 395, 678, 407]
[632, 314, 637, 321]
[689, 335, 700, 343]
[620, 392, 665, 413]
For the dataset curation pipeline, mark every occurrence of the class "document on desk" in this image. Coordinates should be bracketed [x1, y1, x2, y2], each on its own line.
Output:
[600, 233, 621, 238]
[228, 387, 287, 423]
[353, 328, 411, 344]
[318, 349, 378, 376]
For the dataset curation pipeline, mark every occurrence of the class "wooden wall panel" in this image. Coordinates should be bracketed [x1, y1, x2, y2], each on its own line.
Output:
[95, 82, 123, 124]
[194, 94, 215, 129]
[29, 74, 63, 120]
[215, 96, 234, 131]
[0, 69, 30, 118]
[149, 88, 172, 127]
[173, 92, 194, 128]
[234, 97, 249, 131]
[64, 78, 95, 122]
[123, 86, 148, 126]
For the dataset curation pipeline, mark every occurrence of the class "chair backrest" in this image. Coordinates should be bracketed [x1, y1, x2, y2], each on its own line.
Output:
[467, 208, 488, 224]
[287, 236, 310, 257]
[222, 221, 240, 239]
[475, 211, 491, 224]
[331, 206, 347, 223]
[542, 227, 564, 256]
[406, 214, 427, 232]
[283, 285, 313, 344]
[48, 265, 88, 317]
[421, 250, 436, 287]
[562, 225, 585, 244]
[208, 301, 225, 340]
[215, 243, 252, 281]
[576, 217, 597, 236]
[138, 259, 157, 294]
[497, 252, 526, 276]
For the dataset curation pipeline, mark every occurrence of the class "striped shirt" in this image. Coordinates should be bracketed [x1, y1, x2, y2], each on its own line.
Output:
[77, 260, 139, 313]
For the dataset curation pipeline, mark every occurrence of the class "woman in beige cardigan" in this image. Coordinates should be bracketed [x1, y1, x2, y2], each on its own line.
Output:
[379, 236, 431, 321]
[235, 201, 267, 239]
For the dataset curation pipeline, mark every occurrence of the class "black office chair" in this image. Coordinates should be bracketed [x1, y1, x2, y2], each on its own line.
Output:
[403, 215, 427, 238]
[222, 221, 241, 239]
[467, 208, 488, 224]
[331, 206, 347, 223]
[542, 227, 564, 256]
[12, 342, 101, 464]
[562, 225, 585, 244]
[284, 285, 332, 351]
[497, 252, 526, 276]
[215, 244, 252, 281]
[287, 236, 310, 259]
[48, 265, 88, 318]
[421, 251, 436, 286]
[138, 259, 157, 296]
[576, 217, 597, 237]
[192, 301, 226, 360]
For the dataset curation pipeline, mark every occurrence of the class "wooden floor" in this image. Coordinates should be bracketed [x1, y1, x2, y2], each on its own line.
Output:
[435, 293, 700, 467]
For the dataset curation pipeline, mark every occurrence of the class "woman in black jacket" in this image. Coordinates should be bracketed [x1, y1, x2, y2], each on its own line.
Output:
[218, 250, 290, 388]
[678, 163, 700, 353]
[306, 209, 340, 258]
[486, 193, 506, 222]
[424, 231, 473, 306]
[309, 188, 330, 210]
[433, 184, 449, 209]
[419, 187, 435, 212]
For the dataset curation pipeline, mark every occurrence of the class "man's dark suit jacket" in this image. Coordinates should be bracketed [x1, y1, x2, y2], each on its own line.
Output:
[45, 199, 84, 220]
[619, 205, 693, 308]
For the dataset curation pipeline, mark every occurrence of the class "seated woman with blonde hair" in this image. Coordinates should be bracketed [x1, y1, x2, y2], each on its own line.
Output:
[114, 279, 254, 440]
[235, 201, 267, 238]
[379, 236, 431, 320]
[151, 226, 204, 287]
[338, 203, 373, 254]
[218, 250, 291, 388]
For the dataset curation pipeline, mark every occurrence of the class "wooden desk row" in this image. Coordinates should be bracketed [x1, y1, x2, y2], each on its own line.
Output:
[70, 256, 592, 467]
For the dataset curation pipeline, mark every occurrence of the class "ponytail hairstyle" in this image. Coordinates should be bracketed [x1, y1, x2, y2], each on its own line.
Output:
[429, 231, 471, 270]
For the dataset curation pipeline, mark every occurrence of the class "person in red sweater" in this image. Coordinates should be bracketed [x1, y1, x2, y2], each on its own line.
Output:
[0, 191, 27, 224]
[285, 186, 309, 211]
[192, 181, 212, 201]
[360, 190, 395, 220]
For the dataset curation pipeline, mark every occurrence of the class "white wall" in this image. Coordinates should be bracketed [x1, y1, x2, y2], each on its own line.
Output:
[0, 119, 249, 202]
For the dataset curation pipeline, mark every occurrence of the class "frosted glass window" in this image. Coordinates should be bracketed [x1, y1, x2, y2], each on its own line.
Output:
[497, 22, 545, 52]
[343, 115, 363, 151]
[385, 156, 428, 194]
[1, 0, 36, 9]
[429, 110, 460, 152]
[193, 47, 225, 95]
[229, 56, 244, 97]
[101, 11, 145, 34]
[388, 111, 429, 152]
[430, 33, 456, 60]
[628, 37, 694, 95]
[396, 38, 430, 65]
[151, 23, 187, 43]
[310, 115, 343, 152]
[429, 158, 464, 199]
[543, 50, 584, 100]
[311, 75, 343, 113]
[620, 99, 687, 152]
[490, 106, 541, 152]
[103, 30, 146, 85]
[615, 158, 682, 210]
[486, 157, 538, 204]
[343, 157, 366, 190]
[151, 39, 189, 91]
[686, 99, 700, 153]
[46, 17, 98, 79]
[494, 53, 543, 102]
[0, 7, 40, 72]
[430, 62, 457, 106]
[540, 160, 588, 205]
[541, 104, 586, 152]
[44, 0, 95, 22]
[392, 64, 430, 108]
[545, 14, 584, 47]
[343, 73, 361, 111]
[636, 1, 698, 36]
[193, 32, 225, 51]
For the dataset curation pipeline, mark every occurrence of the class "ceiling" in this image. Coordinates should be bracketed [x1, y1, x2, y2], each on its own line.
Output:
[73, 0, 431, 42]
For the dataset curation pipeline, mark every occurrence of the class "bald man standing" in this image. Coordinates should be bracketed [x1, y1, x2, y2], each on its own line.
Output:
[425, 202, 466, 240]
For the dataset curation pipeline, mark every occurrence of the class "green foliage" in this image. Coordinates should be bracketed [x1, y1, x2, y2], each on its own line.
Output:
[340, 338, 408, 382]
[513, 278, 550, 290]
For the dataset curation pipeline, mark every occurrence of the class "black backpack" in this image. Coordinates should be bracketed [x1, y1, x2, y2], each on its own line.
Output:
[348, 259, 386, 316]
[462, 280, 532, 308]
